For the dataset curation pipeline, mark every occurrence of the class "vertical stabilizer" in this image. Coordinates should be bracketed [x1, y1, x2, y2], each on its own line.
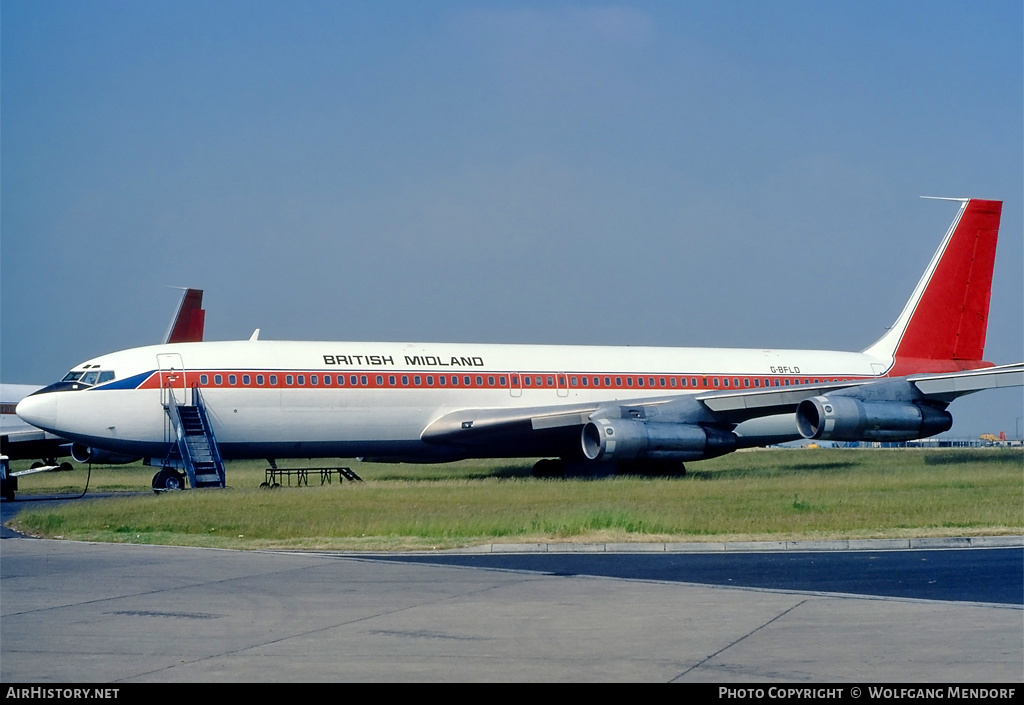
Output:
[864, 199, 1001, 373]
[164, 289, 205, 344]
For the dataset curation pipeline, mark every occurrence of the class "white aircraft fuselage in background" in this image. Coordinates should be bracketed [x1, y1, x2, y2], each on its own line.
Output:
[16, 199, 1024, 478]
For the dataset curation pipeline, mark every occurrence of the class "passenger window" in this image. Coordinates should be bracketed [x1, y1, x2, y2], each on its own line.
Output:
[285, 375, 293, 385]
[216, 374, 224, 385]
[414, 376, 421, 385]
[389, 375, 396, 385]
[476, 376, 483, 386]
[323, 375, 331, 385]
[426, 376, 433, 386]
[376, 375, 384, 385]
[270, 375, 278, 385]
[257, 375, 264, 385]
[201, 374, 209, 385]
[465, 376, 472, 386]
[311, 375, 318, 385]
[243, 374, 251, 385]
[360, 375, 368, 385]
[229, 375, 237, 385]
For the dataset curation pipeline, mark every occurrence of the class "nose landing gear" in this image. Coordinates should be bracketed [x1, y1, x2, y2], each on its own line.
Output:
[152, 467, 187, 492]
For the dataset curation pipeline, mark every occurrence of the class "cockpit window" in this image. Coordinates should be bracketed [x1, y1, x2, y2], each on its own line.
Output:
[62, 370, 115, 386]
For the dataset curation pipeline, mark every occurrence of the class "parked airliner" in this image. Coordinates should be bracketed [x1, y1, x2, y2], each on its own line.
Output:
[17, 199, 1023, 488]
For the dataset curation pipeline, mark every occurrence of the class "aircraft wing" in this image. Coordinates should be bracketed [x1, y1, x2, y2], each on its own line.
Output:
[421, 364, 1024, 453]
[907, 363, 1024, 402]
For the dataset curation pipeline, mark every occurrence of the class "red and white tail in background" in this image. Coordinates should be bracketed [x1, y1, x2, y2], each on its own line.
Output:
[164, 288, 205, 344]
[864, 198, 1001, 375]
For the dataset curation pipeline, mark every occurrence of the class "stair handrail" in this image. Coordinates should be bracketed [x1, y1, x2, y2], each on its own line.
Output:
[192, 385, 226, 487]
[164, 386, 199, 489]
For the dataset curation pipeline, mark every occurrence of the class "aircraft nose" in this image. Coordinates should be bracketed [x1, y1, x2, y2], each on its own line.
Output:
[17, 392, 58, 431]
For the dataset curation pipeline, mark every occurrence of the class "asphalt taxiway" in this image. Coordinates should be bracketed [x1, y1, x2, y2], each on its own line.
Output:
[2, 532, 1021, 682]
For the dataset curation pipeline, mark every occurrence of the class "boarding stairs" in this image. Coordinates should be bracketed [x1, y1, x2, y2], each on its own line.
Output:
[164, 386, 226, 489]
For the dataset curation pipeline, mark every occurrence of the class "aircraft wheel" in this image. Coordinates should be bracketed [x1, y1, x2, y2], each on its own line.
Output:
[30, 462, 43, 469]
[59, 462, 74, 472]
[152, 468, 187, 492]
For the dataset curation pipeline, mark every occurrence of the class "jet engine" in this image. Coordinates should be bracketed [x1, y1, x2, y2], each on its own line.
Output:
[581, 418, 737, 462]
[795, 395, 952, 442]
[70, 444, 141, 465]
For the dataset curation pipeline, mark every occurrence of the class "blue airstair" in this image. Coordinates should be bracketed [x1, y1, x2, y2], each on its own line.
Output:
[164, 386, 226, 489]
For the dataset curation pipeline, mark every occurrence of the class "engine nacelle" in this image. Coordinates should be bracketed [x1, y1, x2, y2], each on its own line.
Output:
[795, 396, 952, 442]
[70, 444, 141, 465]
[582, 418, 737, 462]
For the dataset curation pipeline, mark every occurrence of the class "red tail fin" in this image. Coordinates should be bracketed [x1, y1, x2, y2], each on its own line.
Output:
[865, 199, 1001, 373]
[164, 289, 205, 344]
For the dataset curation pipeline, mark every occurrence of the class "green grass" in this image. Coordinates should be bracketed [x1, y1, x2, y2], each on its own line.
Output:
[7, 448, 1022, 551]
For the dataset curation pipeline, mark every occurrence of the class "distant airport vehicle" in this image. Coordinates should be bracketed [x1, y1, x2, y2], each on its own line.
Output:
[16, 200, 1024, 489]
[1, 289, 205, 493]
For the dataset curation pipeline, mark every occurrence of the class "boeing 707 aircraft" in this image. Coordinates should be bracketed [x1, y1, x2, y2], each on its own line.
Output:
[16, 199, 1023, 489]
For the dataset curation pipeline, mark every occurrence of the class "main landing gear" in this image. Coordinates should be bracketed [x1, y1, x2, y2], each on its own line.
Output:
[152, 467, 187, 492]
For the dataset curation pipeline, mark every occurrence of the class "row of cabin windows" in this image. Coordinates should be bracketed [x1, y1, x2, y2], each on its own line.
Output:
[194, 373, 846, 389]
[197, 373, 514, 388]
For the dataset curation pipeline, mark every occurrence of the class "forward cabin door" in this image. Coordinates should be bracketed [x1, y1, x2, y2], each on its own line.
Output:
[157, 353, 188, 407]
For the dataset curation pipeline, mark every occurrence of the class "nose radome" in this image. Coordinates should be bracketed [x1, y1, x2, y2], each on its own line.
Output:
[16, 392, 57, 431]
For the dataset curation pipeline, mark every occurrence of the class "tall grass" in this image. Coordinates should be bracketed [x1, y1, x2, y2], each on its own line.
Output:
[8, 448, 1022, 550]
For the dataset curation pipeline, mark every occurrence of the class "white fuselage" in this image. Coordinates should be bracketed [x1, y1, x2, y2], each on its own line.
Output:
[17, 339, 887, 462]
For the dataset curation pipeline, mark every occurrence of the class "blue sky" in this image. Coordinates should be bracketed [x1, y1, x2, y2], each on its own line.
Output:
[3, 1, 1022, 438]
